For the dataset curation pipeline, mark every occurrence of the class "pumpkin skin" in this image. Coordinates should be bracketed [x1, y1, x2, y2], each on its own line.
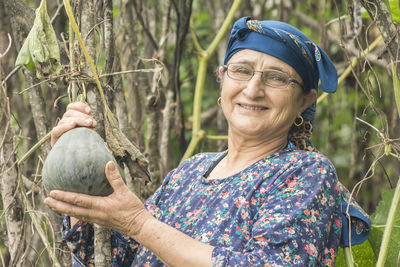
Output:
[42, 127, 118, 196]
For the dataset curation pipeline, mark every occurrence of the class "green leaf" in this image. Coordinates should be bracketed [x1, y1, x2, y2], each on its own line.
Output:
[369, 188, 400, 266]
[15, 0, 61, 79]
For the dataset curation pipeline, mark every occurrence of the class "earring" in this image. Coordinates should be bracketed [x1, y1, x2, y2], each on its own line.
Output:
[217, 97, 222, 106]
[294, 115, 304, 127]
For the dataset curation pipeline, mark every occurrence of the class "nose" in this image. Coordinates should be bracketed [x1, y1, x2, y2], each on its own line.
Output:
[242, 71, 265, 98]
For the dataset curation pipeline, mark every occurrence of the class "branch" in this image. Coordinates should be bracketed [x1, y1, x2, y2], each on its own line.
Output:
[131, 0, 159, 50]
[359, 0, 400, 62]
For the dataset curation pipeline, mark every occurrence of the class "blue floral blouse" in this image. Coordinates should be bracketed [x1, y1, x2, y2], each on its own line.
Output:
[62, 143, 342, 266]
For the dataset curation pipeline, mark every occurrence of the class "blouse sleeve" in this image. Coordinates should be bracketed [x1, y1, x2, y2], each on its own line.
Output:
[62, 216, 139, 266]
[211, 157, 342, 266]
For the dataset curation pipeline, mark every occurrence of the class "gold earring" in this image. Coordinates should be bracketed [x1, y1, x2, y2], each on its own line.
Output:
[294, 115, 304, 127]
[217, 97, 222, 106]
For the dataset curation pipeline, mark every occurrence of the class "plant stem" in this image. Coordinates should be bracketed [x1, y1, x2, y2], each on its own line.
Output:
[391, 60, 400, 118]
[63, 0, 106, 105]
[181, 130, 205, 163]
[181, 0, 242, 161]
[17, 132, 51, 166]
[205, 0, 242, 60]
[206, 135, 228, 140]
[192, 59, 208, 134]
[343, 247, 354, 267]
[376, 176, 400, 267]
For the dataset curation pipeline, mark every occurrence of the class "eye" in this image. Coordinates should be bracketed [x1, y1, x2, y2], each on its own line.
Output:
[231, 66, 252, 75]
[264, 71, 288, 87]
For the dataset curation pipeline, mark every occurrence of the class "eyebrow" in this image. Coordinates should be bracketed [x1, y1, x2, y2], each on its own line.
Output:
[229, 60, 291, 74]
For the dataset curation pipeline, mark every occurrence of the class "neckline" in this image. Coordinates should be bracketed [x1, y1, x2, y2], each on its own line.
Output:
[201, 141, 296, 185]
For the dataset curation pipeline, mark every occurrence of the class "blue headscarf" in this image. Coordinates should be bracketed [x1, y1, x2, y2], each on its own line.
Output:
[223, 17, 370, 248]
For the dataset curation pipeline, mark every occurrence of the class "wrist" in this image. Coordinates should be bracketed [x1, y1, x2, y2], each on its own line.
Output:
[126, 209, 155, 240]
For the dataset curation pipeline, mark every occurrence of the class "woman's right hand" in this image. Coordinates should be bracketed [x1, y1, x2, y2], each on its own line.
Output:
[51, 102, 97, 147]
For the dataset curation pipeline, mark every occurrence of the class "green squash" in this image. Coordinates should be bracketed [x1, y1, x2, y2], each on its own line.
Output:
[42, 127, 118, 196]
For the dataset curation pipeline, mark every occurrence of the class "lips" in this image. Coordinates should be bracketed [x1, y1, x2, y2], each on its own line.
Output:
[238, 103, 268, 110]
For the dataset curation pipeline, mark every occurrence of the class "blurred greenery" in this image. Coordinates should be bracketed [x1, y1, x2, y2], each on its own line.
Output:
[335, 241, 376, 266]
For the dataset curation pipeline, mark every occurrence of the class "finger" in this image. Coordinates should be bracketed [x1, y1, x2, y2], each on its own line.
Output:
[49, 190, 95, 207]
[44, 196, 93, 221]
[66, 102, 92, 114]
[63, 109, 94, 119]
[51, 118, 97, 146]
[58, 116, 97, 128]
[105, 161, 127, 194]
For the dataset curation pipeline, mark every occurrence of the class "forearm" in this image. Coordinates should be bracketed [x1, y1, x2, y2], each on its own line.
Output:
[131, 214, 214, 267]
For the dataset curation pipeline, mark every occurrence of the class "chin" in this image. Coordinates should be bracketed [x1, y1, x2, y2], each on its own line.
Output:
[231, 123, 266, 137]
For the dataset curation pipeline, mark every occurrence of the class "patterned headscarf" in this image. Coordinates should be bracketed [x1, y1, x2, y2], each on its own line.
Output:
[224, 17, 338, 151]
[224, 17, 370, 247]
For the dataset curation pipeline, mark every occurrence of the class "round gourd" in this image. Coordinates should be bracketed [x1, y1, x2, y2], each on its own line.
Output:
[42, 127, 118, 196]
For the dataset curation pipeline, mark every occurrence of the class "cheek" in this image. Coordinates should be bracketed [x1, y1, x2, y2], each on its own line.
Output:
[220, 79, 241, 101]
[269, 91, 303, 116]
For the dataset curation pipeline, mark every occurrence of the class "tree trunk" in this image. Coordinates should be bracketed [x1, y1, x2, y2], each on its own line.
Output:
[0, 66, 25, 267]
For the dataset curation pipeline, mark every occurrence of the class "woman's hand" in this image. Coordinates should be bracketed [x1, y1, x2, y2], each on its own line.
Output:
[51, 102, 97, 147]
[44, 161, 153, 237]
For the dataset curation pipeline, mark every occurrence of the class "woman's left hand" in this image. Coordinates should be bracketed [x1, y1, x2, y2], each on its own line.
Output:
[44, 161, 153, 237]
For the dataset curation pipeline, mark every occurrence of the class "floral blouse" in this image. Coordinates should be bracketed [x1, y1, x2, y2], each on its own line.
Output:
[62, 142, 342, 266]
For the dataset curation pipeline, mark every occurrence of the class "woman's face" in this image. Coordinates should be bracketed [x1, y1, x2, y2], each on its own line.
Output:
[219, 49, 316, 140]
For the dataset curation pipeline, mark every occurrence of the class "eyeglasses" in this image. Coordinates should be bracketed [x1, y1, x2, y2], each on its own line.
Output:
[223, 63, 303, 89]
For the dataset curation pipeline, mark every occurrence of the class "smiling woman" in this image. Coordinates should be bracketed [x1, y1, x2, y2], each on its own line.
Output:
[44, 16, 370, 267]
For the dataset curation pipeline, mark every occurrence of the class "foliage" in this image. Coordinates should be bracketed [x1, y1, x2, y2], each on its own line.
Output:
[335, 241, 376, 266]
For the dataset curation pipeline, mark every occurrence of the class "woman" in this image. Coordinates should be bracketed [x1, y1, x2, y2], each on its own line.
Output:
[45, 17, 369, 266]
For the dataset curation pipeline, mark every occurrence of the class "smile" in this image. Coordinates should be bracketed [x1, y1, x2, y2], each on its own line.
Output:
[238, 104, 267, 110]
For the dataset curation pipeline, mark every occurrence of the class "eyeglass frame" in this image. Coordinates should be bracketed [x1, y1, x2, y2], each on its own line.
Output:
[222, 63, 304, 90]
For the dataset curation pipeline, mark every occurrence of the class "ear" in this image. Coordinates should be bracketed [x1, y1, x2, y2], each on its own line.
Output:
[300, 89, 317, 113]
[218, 66, 225, 79]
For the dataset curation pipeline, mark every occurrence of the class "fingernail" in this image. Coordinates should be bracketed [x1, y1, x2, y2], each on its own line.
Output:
[85, 107, 91, 113]
[85, 118, 92, 124]
[108, 162, 116, 171]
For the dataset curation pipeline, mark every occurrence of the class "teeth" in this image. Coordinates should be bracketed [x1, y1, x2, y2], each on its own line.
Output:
[240, 104, 266, 110]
